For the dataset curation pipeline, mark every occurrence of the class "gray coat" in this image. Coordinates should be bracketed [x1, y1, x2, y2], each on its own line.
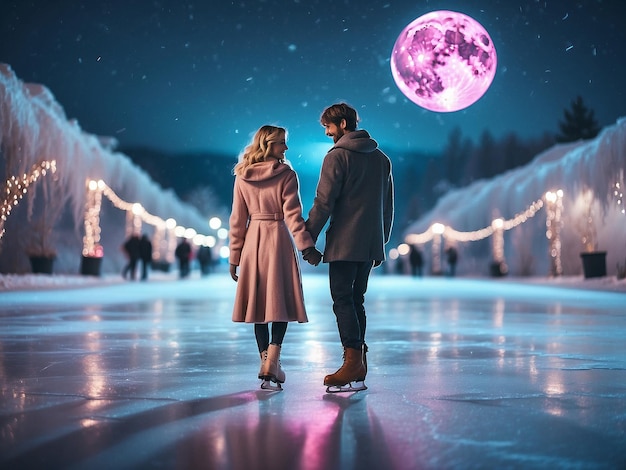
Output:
[305, 129, 394, 263]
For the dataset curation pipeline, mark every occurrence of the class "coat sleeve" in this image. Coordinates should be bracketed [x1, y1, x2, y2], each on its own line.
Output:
[383, 160, 394, 244]
[282, 170, 314, 251]
[228, 178, 248, 266]
[305, 152, 344, 242]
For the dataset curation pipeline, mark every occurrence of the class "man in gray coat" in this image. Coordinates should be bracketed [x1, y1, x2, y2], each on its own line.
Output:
[305, 102, 394, 392]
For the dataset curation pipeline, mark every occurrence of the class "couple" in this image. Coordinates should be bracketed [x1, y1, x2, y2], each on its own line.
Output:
[228, 103, 394, 393]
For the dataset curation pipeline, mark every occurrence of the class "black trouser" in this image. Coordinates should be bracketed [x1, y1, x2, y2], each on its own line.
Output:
[329, 260, 372, 350]
[254, 322, 287, 353]
[140, 259, 150, 280]
[123, 258, 138, 280]
[178, 259, 190, 278]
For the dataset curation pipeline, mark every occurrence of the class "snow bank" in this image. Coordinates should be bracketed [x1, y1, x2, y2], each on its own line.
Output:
[1, 63, 214, 274]
[404, 118, 626, 277]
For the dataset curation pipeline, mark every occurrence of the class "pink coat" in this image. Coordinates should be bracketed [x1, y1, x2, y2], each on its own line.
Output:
[229, 160, 313, 323]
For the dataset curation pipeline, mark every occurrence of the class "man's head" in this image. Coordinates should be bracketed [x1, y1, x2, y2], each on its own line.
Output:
[320, 103, 359, 143]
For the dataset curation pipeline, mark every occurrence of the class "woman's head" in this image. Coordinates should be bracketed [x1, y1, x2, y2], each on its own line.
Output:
[235, 125, 287, 175]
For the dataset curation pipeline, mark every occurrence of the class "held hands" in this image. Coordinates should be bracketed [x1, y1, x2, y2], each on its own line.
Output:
[232, 246, 321, 280]
[302, 246, 323, 266]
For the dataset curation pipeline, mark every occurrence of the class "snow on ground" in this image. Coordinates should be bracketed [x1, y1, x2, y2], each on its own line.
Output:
[0, 271, 163, 292]
[2, 271, 625, 294]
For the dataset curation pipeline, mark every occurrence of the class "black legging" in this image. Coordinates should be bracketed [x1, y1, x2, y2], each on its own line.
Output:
[254, 322, 287, 353]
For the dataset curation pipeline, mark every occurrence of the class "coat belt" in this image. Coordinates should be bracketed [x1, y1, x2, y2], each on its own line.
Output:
[250, 213, 284, 221]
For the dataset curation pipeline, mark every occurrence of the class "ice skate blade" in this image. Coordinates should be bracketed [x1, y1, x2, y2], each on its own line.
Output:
[325, 381, 367, 393]
[260, 379, 283, 391]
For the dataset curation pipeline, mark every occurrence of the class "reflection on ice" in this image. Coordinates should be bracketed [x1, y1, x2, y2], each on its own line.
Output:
[0, 275, 625, 468]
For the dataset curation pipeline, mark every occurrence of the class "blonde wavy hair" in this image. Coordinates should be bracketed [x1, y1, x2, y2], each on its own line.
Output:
[234, 125, 287, 176]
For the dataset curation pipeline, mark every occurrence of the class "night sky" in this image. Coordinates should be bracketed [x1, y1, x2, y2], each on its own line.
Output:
[1, 0, 625, 170]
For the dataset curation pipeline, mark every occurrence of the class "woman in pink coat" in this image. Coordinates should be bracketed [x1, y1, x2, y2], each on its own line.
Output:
[229, 125, 322, 390]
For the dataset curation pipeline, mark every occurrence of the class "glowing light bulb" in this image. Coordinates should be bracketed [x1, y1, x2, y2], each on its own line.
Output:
[209, 217, 222, 230]
[432, 223, 445, 234]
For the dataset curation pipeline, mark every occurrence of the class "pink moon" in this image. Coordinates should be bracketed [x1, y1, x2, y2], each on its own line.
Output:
[390, 10, 497, 113]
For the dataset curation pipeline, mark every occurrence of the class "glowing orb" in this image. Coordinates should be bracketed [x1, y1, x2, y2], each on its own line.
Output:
[390, 10, 497, 112]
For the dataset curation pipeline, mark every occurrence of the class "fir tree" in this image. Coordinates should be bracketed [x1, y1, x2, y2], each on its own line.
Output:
[556, 95, 600, 143]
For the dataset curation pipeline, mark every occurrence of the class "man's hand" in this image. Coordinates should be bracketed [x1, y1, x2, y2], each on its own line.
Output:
[229, 264, 238, 281]
[302, 247, 323, 266]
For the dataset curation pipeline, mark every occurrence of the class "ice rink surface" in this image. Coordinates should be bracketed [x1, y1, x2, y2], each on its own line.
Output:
[1, 273, 625, 469]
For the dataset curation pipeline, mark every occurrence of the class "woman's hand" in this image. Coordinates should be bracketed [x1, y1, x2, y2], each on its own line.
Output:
[230, 264, 239, 281]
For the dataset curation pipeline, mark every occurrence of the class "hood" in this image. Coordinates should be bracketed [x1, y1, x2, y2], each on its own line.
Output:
[331, 129, 379, 154]
[240, 160, 291, 182]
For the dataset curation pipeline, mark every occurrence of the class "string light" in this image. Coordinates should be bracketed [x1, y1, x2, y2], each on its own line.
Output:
[165, 218, 177, 263]
[406, 197, 544, 245]
[0, 160, 57, 241]
[492, 218, 504, 263]
[125, 208, 138, 239]
[545, 190, 563, 276]
[151, 222, 166, 263]
[403, 195, 552, 274]
[430, 223, 445, 274]
[129, 203, 144, 236]
[82, 179, 104, 257]
[209, 217, 222, 230]
[405, 228, 434, 245]
[82, 179, 212, 262]
[614, 180, 625, 215]
[578, 189, 596, 252]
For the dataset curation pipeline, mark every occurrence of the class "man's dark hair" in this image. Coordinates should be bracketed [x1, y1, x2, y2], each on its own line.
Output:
[320, 103, 359, 131]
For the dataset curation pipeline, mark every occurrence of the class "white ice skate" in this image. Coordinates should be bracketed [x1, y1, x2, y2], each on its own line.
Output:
[259, 344, 285, 391]
[326, 380, 367, 393]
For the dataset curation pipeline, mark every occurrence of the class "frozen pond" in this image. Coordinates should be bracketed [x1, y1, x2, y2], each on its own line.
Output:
[1, 273, 625, 469]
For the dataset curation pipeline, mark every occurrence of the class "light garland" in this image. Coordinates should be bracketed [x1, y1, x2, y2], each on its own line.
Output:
[166, 219, 177, 263]
[491, 218, 504, 263]
[431, 223, 444, 274]
[406, 197, 544, 245]
[82, 179, 104, 257]
[0, 160, 57, 241]
[83, 179, 210, 263]
[545, 190, 563, 276]
[152, 223, 165, 262]
[614, 181, 624, 215]
[404, 195, 554, 274]
[578, 189, 597, 252]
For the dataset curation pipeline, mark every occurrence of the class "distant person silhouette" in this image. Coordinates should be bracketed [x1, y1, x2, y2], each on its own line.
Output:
[175, 239, 192, 278]
[197, 245, 213, 276]
[446, 246, 458, 277]
[139, 234, 153, 280]
[122, 234, 141, 280]
[409, 244, 423, 277]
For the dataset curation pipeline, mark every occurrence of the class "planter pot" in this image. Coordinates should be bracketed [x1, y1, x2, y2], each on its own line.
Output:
[80, 256, 103, 276]
[490, 261, 508, 277]
[580, 251, 607, 279]
[30, 256, 54, 274]
[152, 261, 171, 272]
